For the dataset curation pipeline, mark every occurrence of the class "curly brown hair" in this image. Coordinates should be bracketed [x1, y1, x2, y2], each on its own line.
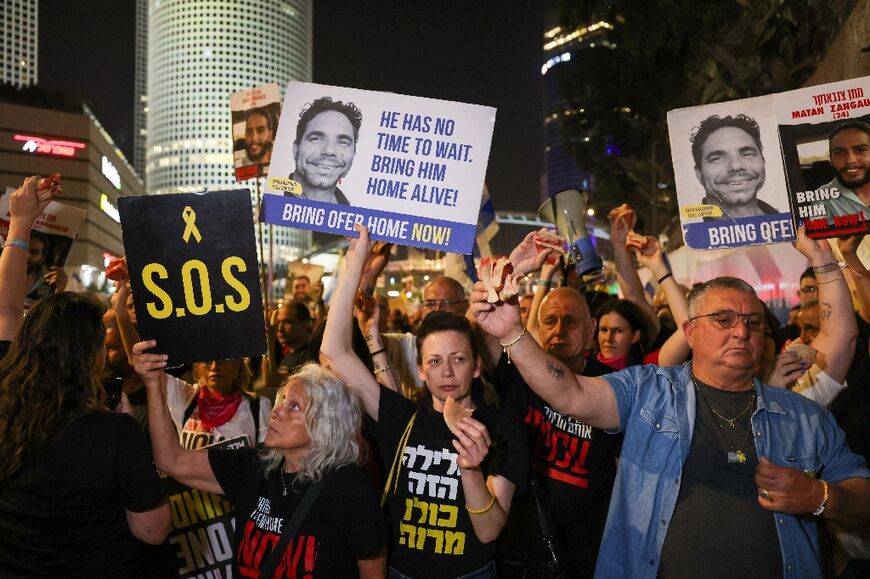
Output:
[0, 293, 107, 484]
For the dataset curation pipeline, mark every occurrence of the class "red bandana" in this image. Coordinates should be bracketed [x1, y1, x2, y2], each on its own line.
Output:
[196, 387, 243, 429]
[597, 352, 629, 370]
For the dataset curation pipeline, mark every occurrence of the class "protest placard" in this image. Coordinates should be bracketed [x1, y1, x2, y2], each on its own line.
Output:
[230, 83, 282, 181]
[0, 188, 85, 307]
[775, 76, 870, 239]
[162, 435, 248, 578]
[668, 96, 795, 250]
[261, 81, 496, 254]
[119, 190, 265, 366]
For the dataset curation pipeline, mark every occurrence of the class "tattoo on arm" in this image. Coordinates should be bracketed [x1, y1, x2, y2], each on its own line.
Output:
[546, 361, 566, 380]
[820, 302, 832, 321]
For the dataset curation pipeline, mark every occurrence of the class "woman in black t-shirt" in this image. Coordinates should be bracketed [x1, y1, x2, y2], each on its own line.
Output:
[322, 225, 528, 579]
[0, 292, 171, 577]
[133, 344, 388, 578]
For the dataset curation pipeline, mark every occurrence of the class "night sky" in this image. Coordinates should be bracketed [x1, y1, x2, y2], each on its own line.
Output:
[39, 0, 545, 212]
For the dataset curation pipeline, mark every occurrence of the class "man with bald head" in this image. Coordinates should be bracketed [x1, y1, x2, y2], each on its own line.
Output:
[492, 287, 619, 578]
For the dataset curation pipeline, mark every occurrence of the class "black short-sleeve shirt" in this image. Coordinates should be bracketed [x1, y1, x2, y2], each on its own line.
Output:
[209, 447, 387, 577]
[0, 411, 166, 577]
[377, 385, 528, 577]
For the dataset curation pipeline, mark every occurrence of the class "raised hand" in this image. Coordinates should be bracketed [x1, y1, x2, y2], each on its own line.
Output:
[755, 456, 824, 515]
[509, 228, 555, 278]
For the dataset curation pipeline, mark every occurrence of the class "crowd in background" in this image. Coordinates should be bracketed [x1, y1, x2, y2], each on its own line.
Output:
[0, 175, 869, 578]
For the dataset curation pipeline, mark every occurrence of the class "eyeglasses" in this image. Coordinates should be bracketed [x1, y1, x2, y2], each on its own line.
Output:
[799, 285, 818, 294]
[689, 310, 765, 332]
[422, 299, 467, 310]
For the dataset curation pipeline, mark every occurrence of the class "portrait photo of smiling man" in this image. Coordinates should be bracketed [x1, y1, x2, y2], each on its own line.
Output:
[287, 96, 363, 206]
[690, 113, 779, 220]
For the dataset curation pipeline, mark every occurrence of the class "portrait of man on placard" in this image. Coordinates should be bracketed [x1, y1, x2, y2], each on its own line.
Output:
[690, 113, 779, 220]
[810, 120, 870, 220]
[231, 97, 281, 180]
[286, 96, 363, 206]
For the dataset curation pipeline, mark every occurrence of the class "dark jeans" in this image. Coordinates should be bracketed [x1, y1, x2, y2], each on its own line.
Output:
[389, 561, 497, 579]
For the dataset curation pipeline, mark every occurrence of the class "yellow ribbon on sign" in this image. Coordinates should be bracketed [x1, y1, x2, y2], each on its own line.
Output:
[182, 206, 202, 243]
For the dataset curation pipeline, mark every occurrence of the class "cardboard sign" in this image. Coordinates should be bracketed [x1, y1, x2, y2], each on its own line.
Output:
[230, 83, 282, 181]
[162, 436, 248, 578]
[262, 81, 496, 254]
[119, 190, 265, 365]
[775, 76, 870, 238]
[668, 97, 795, 250]
[0, 188, 85, 307]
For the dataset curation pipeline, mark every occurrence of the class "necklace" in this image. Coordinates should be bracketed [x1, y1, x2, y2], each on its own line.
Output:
[693, 378, 755, 464]
[281, 470, 289, 496]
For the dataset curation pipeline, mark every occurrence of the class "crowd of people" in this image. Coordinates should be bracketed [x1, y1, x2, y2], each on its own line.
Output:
[0, 174, 869, 578]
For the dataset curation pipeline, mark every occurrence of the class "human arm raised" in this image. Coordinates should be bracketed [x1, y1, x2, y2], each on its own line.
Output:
[631, 236, 690, 365]
[355, 294, 401, 394]
[320, 225, 382, 419]
[0, 176, 60, 340]
[794, 225, 856, 385]
[609, 205, 661, 340]
[470, 283, 619, 430]
[838, 234, 870, 325]
[132, 340, 224, 494]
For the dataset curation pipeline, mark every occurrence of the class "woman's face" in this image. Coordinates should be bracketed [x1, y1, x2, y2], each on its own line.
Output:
[418, 330, 481, 408]
[264, 380, 312, 452]
[195, 359, 242, 396]
[598, 312, 640, 359]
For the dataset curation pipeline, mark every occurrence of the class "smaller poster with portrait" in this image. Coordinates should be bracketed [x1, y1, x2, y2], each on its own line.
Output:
[668, 96, 795, 250]
[118, 190, 266, 366]
[0, 188, 85, 308]
[774, 75, 870, 239]
[262, 81, 497, 254]
[230, 83, 282, 181]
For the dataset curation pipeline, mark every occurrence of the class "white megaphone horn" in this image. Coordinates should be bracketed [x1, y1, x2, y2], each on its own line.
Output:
[538, 189, 603, 283]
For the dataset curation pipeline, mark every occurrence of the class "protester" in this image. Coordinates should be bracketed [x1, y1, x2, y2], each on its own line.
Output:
[0, 293, 170, 576]
[322, 224, 528, 578]
[133, 343, 388, 577]
[472, 224, 870, 578]
[595, 299, 650, 369]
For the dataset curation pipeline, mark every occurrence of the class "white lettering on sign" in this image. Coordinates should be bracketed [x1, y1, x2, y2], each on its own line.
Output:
[102, 156, 121, 190]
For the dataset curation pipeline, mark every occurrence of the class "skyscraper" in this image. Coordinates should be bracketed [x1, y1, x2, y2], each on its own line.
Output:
[2, 0, 38, 87]
[540, 13, 614, 201]
[133, 0, 148, 179]
[146, 0, 314, 267]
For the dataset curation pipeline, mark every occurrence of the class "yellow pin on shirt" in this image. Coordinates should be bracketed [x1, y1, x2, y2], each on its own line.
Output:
[182, 206, 202, 243]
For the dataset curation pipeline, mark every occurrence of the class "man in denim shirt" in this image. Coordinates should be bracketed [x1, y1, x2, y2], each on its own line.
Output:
[471, 227, 870, 578]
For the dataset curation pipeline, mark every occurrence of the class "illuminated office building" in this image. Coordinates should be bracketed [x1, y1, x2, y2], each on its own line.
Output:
[146, 0, 314, 280]
[2, 0, 38, 87]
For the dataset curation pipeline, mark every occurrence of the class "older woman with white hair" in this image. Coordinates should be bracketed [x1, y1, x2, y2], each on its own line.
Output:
[132, 342, 388, 578]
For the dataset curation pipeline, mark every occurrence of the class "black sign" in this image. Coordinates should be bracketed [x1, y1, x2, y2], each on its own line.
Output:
[119, 190, 265, 365]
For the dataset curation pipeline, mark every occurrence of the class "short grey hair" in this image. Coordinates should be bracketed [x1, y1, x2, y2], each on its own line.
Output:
[259, 363, 361, 483]
[687, 277, 758, 318]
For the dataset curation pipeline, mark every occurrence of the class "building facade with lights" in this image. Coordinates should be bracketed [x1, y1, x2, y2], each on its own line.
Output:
[540, 15, 615, 201]
[0, 101, 143, 289]
[146, 0, 314, 292]
[1, 0, 38, 87]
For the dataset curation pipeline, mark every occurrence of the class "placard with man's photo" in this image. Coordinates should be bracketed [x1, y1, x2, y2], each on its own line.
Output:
[774, 76, 870, 239]
[230, 83, 282, 181]
[668, 95, 795, 251]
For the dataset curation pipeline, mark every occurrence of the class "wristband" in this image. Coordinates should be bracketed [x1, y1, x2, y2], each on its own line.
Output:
[812, 262, 839, 273]
[2, 239, 28, 251]
[813, 480, 829, 516]
[657, 272, 673, 285]
[817, 275, 844, 285]
[373, 364, 392, 375]
[369, 347, 386, 357]
[535, 279, 551, 288]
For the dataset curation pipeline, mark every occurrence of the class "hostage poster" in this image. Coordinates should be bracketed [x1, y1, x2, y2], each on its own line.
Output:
[261, 81, 496, 254]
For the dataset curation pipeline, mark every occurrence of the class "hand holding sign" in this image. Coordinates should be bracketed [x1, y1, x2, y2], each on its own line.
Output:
[119, 190, 265, 365]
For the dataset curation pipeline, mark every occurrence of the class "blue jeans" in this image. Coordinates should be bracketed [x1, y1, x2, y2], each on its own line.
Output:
[389, 561, 497, 579]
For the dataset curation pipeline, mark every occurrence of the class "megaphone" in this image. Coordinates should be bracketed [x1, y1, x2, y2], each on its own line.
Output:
[538, 189, 603, 283]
